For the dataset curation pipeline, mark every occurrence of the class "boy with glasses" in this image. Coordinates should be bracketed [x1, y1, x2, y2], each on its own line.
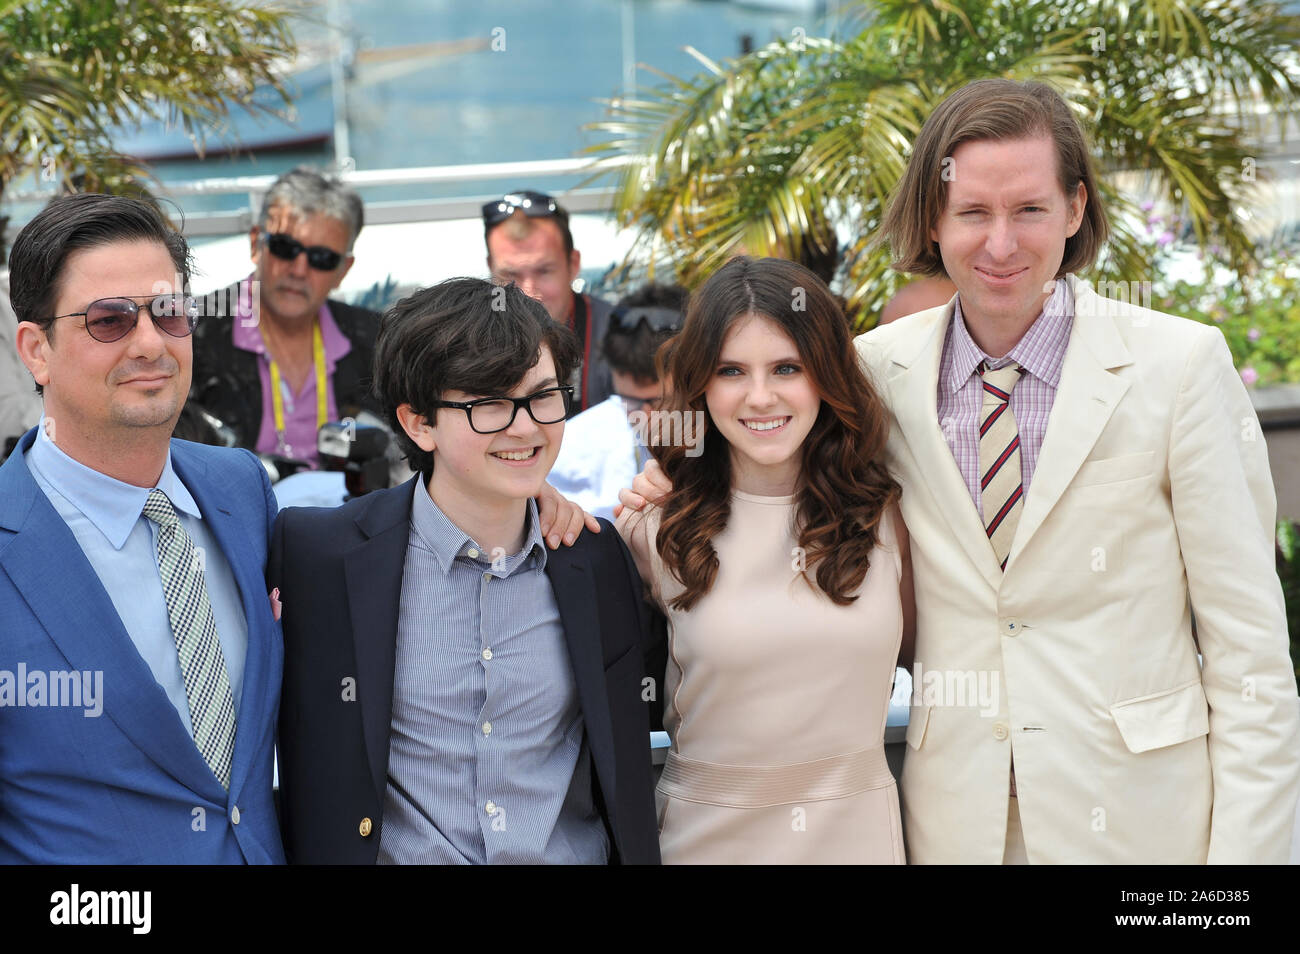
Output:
[484, 190, 616, 412]
[271, 277, 661, 864]
[191, 166, 383, 466]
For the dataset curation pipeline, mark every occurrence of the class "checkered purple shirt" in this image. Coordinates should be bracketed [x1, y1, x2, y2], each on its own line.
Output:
[936, 279, 1073, 519]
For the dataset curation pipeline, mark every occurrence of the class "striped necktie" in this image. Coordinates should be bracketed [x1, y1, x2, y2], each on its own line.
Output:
[979, 363, 1024, 572]
[141, 489, 237, 789]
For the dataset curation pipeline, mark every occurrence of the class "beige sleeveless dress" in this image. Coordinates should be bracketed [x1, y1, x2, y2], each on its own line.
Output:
[618, 490, 904, 864]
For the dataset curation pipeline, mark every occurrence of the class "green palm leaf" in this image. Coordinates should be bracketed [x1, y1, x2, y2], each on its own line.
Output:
[588, 0, 1297, 326]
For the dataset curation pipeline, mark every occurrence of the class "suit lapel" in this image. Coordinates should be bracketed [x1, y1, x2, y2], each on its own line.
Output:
[1006, 277, 1133, 568]
[0, 433, 222, 795]
[343, 480, 415, 802]
[173, 444, 276, 801]
[885, 307, 1004, 591]
[545, 545, 620, 838]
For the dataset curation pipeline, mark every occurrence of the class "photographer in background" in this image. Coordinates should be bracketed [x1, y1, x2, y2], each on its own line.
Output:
[484, 190, 616, 412]
[549, 283, 685, 521]
[191, 166, 382, 468]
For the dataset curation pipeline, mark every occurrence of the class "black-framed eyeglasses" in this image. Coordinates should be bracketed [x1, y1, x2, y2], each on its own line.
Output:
[481, 190, 560, 227]
[262, 232, 345, 271]
[47, 294, 199, 343]
[431, 386, 573, 434]
[610, 305, 682, 334]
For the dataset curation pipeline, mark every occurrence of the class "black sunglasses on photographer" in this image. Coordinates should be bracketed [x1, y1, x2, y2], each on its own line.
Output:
[481, 191, 560, 227]
[609, 305, 682, 334]
[262, 232, 346, 271]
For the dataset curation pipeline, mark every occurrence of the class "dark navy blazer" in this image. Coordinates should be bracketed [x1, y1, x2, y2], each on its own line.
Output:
[271, 477, 663, 864]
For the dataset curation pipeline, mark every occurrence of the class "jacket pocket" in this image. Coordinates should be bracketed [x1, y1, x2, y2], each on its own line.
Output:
[905, 704, 931, 750]
[1073, 450, 1155, 488]
[1108, 680, 1209, 753]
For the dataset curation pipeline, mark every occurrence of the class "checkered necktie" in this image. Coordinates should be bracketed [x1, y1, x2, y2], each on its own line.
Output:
[142, 489, 237, 789]
[979, 363, 1024, 571]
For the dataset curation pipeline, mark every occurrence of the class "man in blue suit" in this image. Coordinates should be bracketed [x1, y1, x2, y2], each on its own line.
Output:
[0, 194, 283, 863]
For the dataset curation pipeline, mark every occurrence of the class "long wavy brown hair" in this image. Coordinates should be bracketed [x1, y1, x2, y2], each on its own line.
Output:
[653, 256, 899, 611]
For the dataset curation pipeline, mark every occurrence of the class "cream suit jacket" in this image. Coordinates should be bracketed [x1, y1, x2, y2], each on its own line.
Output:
[855, 275, 1300, 863]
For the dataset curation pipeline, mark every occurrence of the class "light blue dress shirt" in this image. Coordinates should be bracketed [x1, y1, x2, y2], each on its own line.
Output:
[25, 425, 247, 737]
[376, 486, 608, 865]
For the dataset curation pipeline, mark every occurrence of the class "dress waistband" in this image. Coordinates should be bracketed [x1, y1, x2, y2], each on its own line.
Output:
[658, 744, 894, 809]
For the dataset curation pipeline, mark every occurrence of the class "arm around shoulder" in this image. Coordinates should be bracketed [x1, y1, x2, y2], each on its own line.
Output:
[892, 501, 916, 674]
[615, 502, 662, 609]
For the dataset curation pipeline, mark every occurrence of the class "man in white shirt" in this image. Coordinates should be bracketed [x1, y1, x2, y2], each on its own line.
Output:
[550, 285, 684, 521]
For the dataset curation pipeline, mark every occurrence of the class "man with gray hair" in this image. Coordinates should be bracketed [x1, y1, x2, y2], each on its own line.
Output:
[191, 166, 381, 467]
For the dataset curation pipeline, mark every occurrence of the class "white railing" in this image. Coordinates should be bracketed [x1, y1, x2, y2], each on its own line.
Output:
[5, 156, 630, 238]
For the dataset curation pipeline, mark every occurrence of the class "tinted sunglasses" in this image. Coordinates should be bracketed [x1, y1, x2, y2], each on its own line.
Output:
[263, 232, 345, 271]
[49, 294, 199, 343]
[481, 190, 560, 226]
[610, 306, 682, 333]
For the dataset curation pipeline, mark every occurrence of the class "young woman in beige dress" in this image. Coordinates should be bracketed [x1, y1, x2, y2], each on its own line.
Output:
[617, 256, 915, 864]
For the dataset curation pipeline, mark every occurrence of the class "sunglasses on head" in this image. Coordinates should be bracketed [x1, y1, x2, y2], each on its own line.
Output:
[262, 232, 345, 271]
[49, 294, 199, 343]
[481, 190, 560, 227]
[610, 306, 682, 333]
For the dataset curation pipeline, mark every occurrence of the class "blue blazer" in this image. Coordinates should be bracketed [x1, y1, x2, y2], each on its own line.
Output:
[0, 428, 284, 864]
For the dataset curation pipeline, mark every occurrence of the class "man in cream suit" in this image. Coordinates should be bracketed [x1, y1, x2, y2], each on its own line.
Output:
[855, 78, 1299, 863]
[619, 77, 1298, 864]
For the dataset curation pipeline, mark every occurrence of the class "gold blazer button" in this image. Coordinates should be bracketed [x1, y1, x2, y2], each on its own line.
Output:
[359, 817, 373, 837]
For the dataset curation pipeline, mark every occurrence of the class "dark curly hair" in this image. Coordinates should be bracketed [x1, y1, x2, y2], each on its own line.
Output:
[654, 256, 898, 611]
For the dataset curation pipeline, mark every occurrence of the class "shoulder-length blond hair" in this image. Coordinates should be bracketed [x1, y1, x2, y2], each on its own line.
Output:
[880, 79, 1109, 277]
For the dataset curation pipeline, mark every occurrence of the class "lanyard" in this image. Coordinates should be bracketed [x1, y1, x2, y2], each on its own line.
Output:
[269, 320, 328, 446]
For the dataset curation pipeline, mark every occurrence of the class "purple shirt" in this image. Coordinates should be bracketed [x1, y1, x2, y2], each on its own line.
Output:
[231, 276, 352, 467]
[936, 279, 1073, 519]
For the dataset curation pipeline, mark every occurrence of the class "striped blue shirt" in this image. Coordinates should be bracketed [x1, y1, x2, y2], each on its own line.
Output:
[376, 483, 608, 864]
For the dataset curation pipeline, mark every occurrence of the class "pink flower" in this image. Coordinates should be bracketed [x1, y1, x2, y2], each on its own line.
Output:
[1157, 230, 1174, 247]
[1139, 200, 1155, 212]
[1241, 367, 1259, 386]
[1248, 327, 1262, 342]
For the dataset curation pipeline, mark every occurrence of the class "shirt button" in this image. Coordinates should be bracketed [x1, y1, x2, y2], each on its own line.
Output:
[993, 722, 1009, 741]
[1001, 617, 1022, 636]
[484, 800, 497, 815]
[467, 548, 479, 559]
[481, 648, 493, 661]
[483, 572, 491, 582]
[482, 721, 493, 735]
[230, 806, 241, 825]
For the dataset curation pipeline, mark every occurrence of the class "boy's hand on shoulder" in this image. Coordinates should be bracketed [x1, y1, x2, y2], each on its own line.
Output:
[537, 480, 600, 549]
